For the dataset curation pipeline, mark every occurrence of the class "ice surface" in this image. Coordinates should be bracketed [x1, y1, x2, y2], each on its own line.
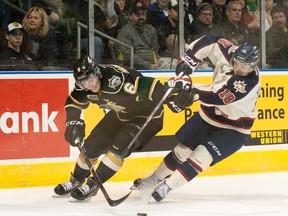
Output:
[0, 172, 287, 216]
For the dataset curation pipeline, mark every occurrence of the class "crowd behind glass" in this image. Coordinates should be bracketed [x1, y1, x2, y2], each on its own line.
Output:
[0, 0, 287, 71]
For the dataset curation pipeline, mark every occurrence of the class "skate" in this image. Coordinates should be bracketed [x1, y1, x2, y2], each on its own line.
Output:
[151, 180, 171, 202]
[70, 176, 99, 201]
[130, 174, 162, 190]
[53, 173, 84, 197]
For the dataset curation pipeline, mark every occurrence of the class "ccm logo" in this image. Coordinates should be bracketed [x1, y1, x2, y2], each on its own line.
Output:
[169, 101, 182, 112]
[0, 103, 58, 134]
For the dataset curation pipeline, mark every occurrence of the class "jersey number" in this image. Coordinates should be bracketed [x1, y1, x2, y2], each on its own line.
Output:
[123, 82, 137, 95]
[218, 89, 235, 104]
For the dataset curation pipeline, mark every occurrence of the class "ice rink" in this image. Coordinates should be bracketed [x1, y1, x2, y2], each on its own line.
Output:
[0, 172, 287, 216]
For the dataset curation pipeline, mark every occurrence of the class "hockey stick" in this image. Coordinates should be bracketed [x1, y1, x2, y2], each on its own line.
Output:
[121, 72, 188, 158]
[121, 86, 174, 158]
[77, 141, 131, 207]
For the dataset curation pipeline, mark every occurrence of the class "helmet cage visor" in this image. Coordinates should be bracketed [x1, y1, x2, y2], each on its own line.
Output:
[233, 56, 258, 72]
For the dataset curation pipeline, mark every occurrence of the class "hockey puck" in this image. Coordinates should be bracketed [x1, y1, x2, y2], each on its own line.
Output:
[137, 213, 147, 216]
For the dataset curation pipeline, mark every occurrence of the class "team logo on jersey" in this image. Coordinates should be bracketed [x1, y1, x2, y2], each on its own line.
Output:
[233, 80, 247, 93]
[87, 94, 99, 101]
[100, 100, 125, 112]
[108, 75, 121, 89]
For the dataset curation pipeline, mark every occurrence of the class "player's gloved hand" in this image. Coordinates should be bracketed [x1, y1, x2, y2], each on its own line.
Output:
[65, 119, 85, 146]
[166, 89, 198, 113]
[164, 74, 192, 94]
[176, 60, 193, 76]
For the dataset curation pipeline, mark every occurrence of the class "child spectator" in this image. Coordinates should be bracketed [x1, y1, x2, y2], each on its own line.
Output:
[0, 22, 32, 61]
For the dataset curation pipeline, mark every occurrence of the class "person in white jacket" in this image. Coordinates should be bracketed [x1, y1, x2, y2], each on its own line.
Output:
[131, 35, 261, 202]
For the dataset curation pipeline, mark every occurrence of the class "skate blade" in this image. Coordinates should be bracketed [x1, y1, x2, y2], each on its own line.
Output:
[52, 193, 71, 198]
[130, 184, 156, 191]
[68, 197, 92, 203]
[130, 185, 139, 190]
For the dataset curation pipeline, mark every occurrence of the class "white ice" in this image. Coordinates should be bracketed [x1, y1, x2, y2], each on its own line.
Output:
[0, 172, 287, 216]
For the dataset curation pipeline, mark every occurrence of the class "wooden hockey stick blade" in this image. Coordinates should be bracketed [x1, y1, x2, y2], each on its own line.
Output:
[77, 143, 132, 206]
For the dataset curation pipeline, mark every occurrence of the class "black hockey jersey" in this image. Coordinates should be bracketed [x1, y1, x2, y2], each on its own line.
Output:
[65, 64, 164, 121]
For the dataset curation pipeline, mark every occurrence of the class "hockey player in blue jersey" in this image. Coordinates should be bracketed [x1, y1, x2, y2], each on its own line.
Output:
[131, 35, 261, 202]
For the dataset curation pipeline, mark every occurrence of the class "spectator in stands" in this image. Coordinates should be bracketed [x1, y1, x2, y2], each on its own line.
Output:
[266, 6, 288, 68]
[147, 0, 169, 28]
[157, 0, 182, 58]
[252, 0, 273, 32]
[240, 0, 255, 28]
[93, 1, 121, 63]
[62, 0, 123, 63]
[117, 1, 160, 70]
[278, 0, 288, 17]
[0, 28, 5, 49]
[189, 2, 223, 42]
[22, 6, 61, 64]
[236, 0, 257, 47]
[0, 22, 32, 62]
[156, 0, 191, 69]
[188, 2, 224, 69]
[115, 0, 130, 28]
[210, 0, 227, 24]
[60, 0, 103, 62]
[185, 0, 204, 21]
[220, 0, 252, 45]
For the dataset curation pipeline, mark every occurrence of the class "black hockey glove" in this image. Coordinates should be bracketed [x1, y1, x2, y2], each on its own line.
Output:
[65, 119, 85, 147]
[164, 74, 192, 94]
[166, 89, 198, 113]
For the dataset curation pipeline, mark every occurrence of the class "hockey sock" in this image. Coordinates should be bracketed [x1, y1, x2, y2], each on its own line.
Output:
[154, 151, 182, 179]
[166, 161, 198, 190]
[73, 153, 98, 181]
[166, 145, 213, 190]
[73, 163, 91, 181]
[95, 151, 124, 183]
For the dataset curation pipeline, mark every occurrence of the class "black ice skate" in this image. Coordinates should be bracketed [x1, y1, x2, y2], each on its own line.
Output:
[130, 174, 162, 190]
[53, 173, 84, 197]
[151, 180, 171, 202]
[70, 176, 99, 201]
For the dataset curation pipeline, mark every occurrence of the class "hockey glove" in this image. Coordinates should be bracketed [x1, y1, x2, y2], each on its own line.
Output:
[164, 75, 192, 95]
[175, 53, 199, 76]
[65, 119, 85, 146]
[166, 89, 198, 113]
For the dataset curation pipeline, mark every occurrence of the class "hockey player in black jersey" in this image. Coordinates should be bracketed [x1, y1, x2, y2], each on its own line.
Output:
[53, 55, 194, 201]
[53, 56, 165, 201]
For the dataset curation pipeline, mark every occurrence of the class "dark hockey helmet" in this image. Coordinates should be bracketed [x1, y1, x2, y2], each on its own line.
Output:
[233, 43, 259, 71]
[73, 56, 101, 89]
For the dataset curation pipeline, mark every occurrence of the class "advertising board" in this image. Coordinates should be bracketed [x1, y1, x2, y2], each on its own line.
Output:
[0, 78, 69, 160]
[0, 71, 287, 188]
